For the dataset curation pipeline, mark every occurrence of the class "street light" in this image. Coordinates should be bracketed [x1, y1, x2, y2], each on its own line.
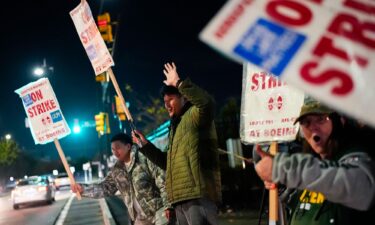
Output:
[33, 67, 45, 76]
[5, 134, 11, 140]
[33, 58, 54, 77]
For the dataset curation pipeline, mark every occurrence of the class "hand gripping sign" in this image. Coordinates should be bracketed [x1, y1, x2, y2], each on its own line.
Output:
[200, 0, 375, 128]
[15, 78, 81, 200]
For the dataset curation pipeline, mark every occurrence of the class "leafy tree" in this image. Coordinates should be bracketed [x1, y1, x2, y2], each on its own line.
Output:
[215, 97, 241, 148]
[122, 84, 169, 134]
[0, 138, 20, 166]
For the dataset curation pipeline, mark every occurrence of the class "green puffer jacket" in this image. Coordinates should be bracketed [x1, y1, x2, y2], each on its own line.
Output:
[140, 78, 222, 205]
[82, 148, 168, 222]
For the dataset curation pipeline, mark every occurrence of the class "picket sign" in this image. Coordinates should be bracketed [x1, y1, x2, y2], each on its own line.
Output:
[201, 1, 375, 220]
[70, 0, 114, 76]
[70, 1, 137, 132]
[200, 0, 375, 128]
[15, 78, 81, 200]
[239, 63, 303, 224]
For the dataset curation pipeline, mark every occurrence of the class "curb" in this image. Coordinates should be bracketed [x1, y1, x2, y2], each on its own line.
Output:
[99, 198, 116, 225]
[53, 194, 116, 225]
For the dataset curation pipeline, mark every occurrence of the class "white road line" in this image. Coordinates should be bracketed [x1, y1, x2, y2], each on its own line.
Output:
[55, 194, 74, 225]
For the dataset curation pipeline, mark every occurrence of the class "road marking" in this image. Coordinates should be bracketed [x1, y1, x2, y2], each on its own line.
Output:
[55, 194, 74, 225]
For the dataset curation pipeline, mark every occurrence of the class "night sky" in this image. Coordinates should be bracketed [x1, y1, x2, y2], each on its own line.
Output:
[0, 0, 242, 160]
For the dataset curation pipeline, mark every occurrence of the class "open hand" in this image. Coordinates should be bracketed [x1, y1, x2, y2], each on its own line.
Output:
[163, 62, 180, 87]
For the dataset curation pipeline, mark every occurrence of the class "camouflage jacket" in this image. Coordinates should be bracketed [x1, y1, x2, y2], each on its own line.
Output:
[82, 148, 168, 222]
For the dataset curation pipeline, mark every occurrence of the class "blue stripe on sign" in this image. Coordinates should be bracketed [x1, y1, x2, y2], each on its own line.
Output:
[234, 18, 306, 76]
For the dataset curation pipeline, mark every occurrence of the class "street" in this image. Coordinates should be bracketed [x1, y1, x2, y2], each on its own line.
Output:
[0, 189, 71, 225]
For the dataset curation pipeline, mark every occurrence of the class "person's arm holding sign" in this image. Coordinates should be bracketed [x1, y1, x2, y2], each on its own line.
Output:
[71, 173, 118, 198]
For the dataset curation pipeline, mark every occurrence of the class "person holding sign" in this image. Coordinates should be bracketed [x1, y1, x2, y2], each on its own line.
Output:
[132, 62, 222, 225]
[71, 133, 169, 225]
[254, 97, 375, 225]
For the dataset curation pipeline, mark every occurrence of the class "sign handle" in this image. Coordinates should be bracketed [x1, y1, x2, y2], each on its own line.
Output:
[269, 141, 278, 225]
[107, 67, 133, 122]
[53, 138, 81, 200]
[107, 67, 142, 146]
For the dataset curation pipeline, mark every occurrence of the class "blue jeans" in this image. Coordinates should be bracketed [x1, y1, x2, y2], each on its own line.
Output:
[173, 198, 218, 225]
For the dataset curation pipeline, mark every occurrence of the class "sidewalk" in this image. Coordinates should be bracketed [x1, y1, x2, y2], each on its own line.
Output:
[56, 194, 267, 225]
[55, 195, 116, 225]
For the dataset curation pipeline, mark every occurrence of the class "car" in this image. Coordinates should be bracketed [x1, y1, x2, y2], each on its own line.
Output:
[11, 176, 55, 209]
[5, 180, 16, 191]
[40, 174, 56, 188]
[54, 173, 71, 190]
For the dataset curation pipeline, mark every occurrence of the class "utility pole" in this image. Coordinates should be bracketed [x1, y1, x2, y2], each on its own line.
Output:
[95, 8, 121, 175]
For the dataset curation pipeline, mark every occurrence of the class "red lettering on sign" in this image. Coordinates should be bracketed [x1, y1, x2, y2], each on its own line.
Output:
[314, 36, 368, 67]
[306, 0, 323, 4]
[80, 22, 97, 45]
[344, 0, 375, 15]
[266, 0, 312, 26]
[30, 90, 43, 102]
[328, 13, 375, 49]
[27, 99, 57, 118]
[249, 130, 260, 137]
[214, 0, 254, 39]
[300, 62, 353, 95]
[251, 72, 285, 91]
[263, 127, 297, 137]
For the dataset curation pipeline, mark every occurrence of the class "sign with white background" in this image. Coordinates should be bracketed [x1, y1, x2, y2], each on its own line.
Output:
[200, 0, 375, 127]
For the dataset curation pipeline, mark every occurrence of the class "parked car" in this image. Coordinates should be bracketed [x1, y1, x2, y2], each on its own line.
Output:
[54, 173, 70, 190]
[11, 176, 55, 209]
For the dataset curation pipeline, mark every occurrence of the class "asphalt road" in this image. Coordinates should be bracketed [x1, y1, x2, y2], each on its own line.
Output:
[0, 189, 71, 225]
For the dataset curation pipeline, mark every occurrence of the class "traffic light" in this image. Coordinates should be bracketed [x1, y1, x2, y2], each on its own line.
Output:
[95, 72, 109, 83]
[95, 113, 105, 134]
[95, 112, 111, 135]
[97, 12, 113, 43]
[114, 95, 126, 121]
[73, 119, 81, 134]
